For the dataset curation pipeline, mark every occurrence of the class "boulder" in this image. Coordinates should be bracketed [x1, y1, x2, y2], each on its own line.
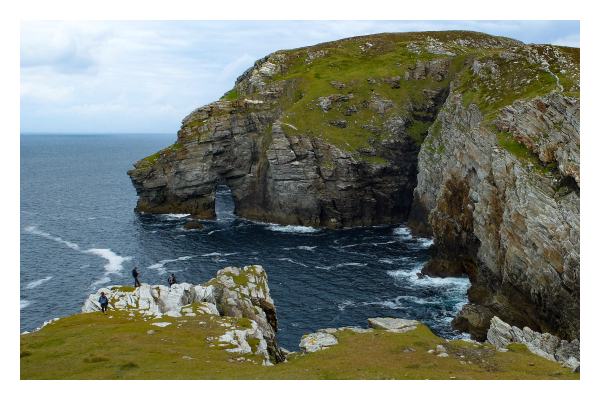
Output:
[183, 221, 204, 230]
[299, 332, 339, 353]
[367, 317, 419, 332]
[486, 316, 580, 368]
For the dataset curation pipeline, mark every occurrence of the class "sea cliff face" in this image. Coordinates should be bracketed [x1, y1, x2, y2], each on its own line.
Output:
[128, 31, 580, 342]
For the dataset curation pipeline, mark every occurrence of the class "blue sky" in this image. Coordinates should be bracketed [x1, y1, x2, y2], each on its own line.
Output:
[20, 20, 580, 134]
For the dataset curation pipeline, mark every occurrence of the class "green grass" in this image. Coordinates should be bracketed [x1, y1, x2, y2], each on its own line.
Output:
[133, 32, 578, 169]
[21, 313, 579, 380]
[225, 89, 240, 100]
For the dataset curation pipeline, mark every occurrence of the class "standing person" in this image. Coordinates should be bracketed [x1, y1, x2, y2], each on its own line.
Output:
[99, 292, 109, 315]
[168, 273, 177, 287]
[132, 267, 141, 287]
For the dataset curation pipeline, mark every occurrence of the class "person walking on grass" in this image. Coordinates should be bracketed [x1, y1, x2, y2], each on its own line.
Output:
[168, 273, 177, 288]
[99, 292, 109, 315]
[132, 267, 141, 287]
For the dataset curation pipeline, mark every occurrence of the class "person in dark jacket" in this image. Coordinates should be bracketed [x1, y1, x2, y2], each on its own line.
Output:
[168, 273, 177, 287]
[132, 267, 141, 287]
[99, 292, 109, 315]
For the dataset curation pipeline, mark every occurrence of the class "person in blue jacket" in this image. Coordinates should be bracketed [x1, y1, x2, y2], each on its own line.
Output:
[132, 267, 141, 287]
[99, 292, 109, 315]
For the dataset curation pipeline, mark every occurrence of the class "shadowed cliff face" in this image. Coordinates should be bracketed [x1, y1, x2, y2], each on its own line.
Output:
[128, 32, 580, 342]
[411, 92, 580, 341]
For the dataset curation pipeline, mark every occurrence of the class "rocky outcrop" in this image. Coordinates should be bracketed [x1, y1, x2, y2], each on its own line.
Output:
[298, 318, 421, 354]
[486, 316, 579, 369]
[128, 32, 580, 345]
[81, 265, 284, 364]
[367, 317, 419, 332]
[409, 90, 580, 341]
[128, 33, 459, 228]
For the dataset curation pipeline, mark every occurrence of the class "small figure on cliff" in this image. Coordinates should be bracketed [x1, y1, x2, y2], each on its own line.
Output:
[99, 292, 109, 315]
[132, 267, 141, 287]
[168, 273, 177, 287]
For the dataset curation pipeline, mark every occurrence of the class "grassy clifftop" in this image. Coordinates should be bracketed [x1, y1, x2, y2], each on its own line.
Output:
[21, 306, 578, 380]
[138, 31, 579, 168]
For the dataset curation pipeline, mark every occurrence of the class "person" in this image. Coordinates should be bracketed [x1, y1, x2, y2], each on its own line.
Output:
[132, 267, 141, 287]
[168, 273, 177, 287]
[99, 292, 109, 315]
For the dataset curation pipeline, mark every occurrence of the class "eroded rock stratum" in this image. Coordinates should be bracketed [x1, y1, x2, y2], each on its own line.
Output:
[128, 31, 580, 342]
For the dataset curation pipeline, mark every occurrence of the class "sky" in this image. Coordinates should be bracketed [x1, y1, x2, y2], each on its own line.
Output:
[20, 20, 580, 134]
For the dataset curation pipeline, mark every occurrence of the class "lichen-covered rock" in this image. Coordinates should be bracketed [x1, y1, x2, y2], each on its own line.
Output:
[409, 88, 580, 342]
[486, 316, 579, 369]
[82, 282, 215, 317]
[209, 265, 284, 363]
[367, 317, 419, 332]
[81, 265, 284, 364]
[299, 332, 339, 353]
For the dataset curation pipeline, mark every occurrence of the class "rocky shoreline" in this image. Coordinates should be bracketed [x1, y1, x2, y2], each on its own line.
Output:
[24, 265, 580, 373]
[126, 31, 580, 346]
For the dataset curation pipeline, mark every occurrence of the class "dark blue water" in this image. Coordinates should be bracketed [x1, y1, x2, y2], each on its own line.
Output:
[20, 134, 470, 349]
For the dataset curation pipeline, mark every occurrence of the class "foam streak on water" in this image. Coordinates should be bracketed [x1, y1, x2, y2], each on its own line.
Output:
[148, 256, 194, 275]
[25, 277, 53, 289]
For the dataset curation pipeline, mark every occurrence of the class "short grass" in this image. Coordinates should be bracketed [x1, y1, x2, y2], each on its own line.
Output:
[135, 32, 578, 168]
[21, 313, 578, 380]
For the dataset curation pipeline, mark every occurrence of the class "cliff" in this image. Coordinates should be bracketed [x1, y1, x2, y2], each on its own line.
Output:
[408, 47, 580, 342]
[127, 31, 580, 342]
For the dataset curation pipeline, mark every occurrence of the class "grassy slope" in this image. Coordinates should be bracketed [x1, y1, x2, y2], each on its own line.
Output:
[21, 310, 578, 380]
[134, 32, 579, 169]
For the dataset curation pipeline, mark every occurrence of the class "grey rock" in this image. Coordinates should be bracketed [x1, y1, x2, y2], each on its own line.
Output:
[367, 318, 419, 330]
[299, 332, 339, 353]
[409, 91, 580, 342]
[487, 316, 579, 368]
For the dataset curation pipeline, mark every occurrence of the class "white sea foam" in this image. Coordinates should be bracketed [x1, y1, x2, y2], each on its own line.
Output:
[163, 214, 189, 219]
[338, 300, 355, 311]
[388, 267, 471, 291]
[23, 226, 80, 250]
[20, 300, 30, 309]
[316, 262, 366, 270]
[393, 226, 412, 237]
[266, 224, 318, 233]
[148, 256, 193, 275]
[297, 246, 317, 251]
[395, 295, 436, 305]
[367, 299, 406, 310]
[277, 258, 308, 268]
[207, 230, 222, 235]
[417, 238, 434, 248]
[25, 276, 52, 289]
[91, 276, 111, 287]
[85, 248, 133, 288]
[201, 252, 223, 257]
[85, 249, 132, 274]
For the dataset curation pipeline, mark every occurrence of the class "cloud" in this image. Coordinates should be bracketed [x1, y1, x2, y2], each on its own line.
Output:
[552, 34, 581, 48]
[20, 20, 580, 134]
[20, 21, 112, 74]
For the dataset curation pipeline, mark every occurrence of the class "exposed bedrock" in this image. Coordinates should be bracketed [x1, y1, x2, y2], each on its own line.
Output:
[129, 34, 580, 344]
[128, 51, 447, 228]
[408, 91, 580, 341]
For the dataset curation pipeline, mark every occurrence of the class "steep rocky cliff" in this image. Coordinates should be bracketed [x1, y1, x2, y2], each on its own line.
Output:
[128, 31, 580, 342]
[408, 45, 580, 342]
[129, 31, 524, 228]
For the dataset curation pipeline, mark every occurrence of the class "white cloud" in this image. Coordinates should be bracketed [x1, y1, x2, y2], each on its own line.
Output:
[19, 20, 580, 134]
[552, 34, 581, 48]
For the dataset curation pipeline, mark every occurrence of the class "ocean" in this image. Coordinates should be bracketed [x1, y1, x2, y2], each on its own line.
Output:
[20, 134, 470, 349]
